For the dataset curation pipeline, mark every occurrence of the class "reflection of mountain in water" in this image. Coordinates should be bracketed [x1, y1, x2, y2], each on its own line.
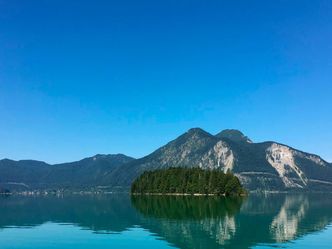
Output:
[132, 194, 332, 249]
[0, 194, 332, 248]
[132, 196, 243, 248]
[270, 195, 332, 243]
[0, 195, 139, 233]
[270, 195, 309, 242]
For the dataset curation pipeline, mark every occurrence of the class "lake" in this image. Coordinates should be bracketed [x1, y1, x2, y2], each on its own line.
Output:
[0, 194, 331, 248]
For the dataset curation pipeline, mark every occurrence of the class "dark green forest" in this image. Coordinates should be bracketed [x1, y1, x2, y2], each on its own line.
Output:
[131, 167, 246, 196]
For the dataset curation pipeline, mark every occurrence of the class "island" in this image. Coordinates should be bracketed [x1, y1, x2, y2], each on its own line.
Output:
[131, 167, 246, 196]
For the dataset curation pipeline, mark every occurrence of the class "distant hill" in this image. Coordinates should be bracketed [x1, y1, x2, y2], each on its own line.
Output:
[1, 128, 332, 192]
[0, 154, 134, 191]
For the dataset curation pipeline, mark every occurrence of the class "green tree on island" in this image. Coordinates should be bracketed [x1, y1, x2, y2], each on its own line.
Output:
[131, 167, 246, 196]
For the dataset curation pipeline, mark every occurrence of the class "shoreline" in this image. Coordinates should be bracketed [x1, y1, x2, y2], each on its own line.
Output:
[131, 192, 248, 197]
[4, 189, 332, 196]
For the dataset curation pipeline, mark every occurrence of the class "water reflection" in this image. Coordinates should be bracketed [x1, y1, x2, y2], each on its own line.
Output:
[132, 196, 243, 248]
[0, 194, 139, 233]
[131, 195, 243, 219]
[0, 194, 332, 248]
[270, 195, 309, 242]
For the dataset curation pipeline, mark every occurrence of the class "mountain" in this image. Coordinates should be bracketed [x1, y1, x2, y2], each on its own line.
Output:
[106, 128, 332, 191]
[0, 128, 331, 192]
[0, 154, 134, 191]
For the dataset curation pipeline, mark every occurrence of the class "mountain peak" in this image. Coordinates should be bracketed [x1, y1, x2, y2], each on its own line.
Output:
[185, 128, 214, 138]
[187, 127, 209, 134]
[216, 129, 252, 143]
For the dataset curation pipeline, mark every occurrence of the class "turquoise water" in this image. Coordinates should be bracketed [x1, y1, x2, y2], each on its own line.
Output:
[0, 194, 332, 248]
[0, 223, 176, 249]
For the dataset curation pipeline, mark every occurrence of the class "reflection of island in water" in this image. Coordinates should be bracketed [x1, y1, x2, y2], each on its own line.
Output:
[131, 196, 244, 248]
[0, 194, 332, 248]
[132, 194, 332, 249]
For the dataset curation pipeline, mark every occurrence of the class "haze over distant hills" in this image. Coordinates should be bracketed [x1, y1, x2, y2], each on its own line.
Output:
[1, 128, 331, 192]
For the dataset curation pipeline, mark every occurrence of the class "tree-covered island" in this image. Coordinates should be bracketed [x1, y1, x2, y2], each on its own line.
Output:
[131, 167, 246, 196]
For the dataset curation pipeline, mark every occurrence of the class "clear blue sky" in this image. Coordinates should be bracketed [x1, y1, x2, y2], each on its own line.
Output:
[0, 0, 331, 164]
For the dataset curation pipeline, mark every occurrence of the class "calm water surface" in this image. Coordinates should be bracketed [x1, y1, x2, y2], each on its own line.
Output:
[0, 194, 332, 248]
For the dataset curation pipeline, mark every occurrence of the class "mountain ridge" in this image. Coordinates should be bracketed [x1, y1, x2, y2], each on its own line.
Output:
[0, 128, 331, 192]
[0, 154, 135, 190]
[100, 128, 332, 191]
